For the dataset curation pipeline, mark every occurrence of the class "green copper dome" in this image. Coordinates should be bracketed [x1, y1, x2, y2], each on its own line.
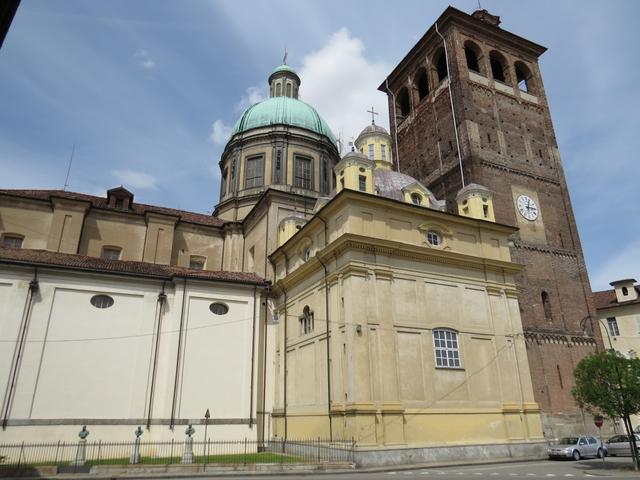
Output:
[272, 64, 297, 75]
[231, 96, 337, 146]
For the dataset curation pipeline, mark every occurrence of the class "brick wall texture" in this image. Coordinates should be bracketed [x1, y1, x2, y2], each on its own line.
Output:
[384, 10, 603, 435]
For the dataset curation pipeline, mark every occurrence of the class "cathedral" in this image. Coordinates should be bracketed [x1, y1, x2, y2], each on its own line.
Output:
[0, 6, 602, 464]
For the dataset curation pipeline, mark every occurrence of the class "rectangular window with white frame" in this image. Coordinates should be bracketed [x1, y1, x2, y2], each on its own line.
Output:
[607, 317, 620, 337]
[2, 234, 24, 249]
[189, 255, 206, 270]
[293, 155, 313, 190]
[433, 329, 461, 368]
[368, 144, 374, 160]
[244, 155, 264, 188]
[358, 175, 367, 192]
[381, 144, 386, 161]
[101, 246, 122, 260]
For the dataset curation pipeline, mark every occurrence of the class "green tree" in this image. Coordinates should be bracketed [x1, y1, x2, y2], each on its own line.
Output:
[572, 351, 640, 470]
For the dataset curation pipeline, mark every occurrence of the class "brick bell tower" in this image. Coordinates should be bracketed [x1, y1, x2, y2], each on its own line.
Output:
[380, 7, 602, 437]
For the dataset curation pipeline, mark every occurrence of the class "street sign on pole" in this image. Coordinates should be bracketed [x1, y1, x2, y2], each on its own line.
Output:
[594, 415, 605, 463]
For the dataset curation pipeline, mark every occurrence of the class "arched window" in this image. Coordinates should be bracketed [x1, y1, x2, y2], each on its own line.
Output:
[414, 68, 430, 101]
[300, 305, 314, 335]
[542, 291, 552, 321]
[464, 41, 482, 74]
[411, 193, 422, 205]
[275, 83, 282, 96]
[435, 49, 448, 82]
[622, 286, 629, 296]
[433, 329, 461, 368]
[285, 83, 292, 97]
[397, 87, 411, 117]
[489, 51, 508, 83]
[515, 61, 533, 93]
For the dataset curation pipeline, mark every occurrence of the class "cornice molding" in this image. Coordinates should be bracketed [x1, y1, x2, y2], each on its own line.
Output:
[480, 160, 561, 186]
[276, 232, 522, 291]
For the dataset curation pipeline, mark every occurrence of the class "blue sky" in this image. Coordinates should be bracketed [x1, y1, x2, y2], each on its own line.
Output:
[0, 0, 638, 291]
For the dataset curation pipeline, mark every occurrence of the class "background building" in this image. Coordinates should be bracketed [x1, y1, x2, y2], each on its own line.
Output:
[594, 278, 640, 428]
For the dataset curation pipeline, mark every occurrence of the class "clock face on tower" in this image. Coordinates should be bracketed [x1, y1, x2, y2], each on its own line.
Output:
[516, 195, 539, 221]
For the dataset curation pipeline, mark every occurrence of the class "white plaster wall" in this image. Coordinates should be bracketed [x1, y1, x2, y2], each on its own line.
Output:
[177, 290, 253, 420]
[0, 266, 263, 443]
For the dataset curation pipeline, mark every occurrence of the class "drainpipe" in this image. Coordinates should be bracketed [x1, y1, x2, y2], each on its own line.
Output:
[259, 282, 271, 446]
[282, 286, 288, 440]
[170, 278, 188, 430]
[315, 213, 333, 441]
[435, 22, 465, 188]
[147, 281, 167, 429]
[2, 271, 39, 430]
[385, 78, 401, 173]
[249, 285, 258, 428]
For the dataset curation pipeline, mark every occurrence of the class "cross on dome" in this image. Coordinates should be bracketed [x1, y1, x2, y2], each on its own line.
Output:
[367, 106, 379, 125]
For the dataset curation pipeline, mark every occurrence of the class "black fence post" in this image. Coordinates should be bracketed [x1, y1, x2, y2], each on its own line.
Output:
[54, 440, 60, 468]
[243, 438, 247, 466]
[17, 441, 24, 471]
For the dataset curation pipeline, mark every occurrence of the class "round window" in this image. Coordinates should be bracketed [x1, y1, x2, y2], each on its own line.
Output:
[411, 193, 422, 205]
[90, 294, 114, 309]
[427, 230, 441, 246]
[209, 302, 229, 315]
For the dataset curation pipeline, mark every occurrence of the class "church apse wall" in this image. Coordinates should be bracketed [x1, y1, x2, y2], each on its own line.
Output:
[0, 264, 268, 443]
[269, 190, 543, 447]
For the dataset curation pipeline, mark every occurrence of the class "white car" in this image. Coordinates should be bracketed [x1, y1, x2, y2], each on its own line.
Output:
[547, 436, 606, 460]
[605, 434, 640, 457]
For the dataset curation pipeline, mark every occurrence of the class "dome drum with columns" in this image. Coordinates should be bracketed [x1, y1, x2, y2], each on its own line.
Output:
[215, 64, 340, 221]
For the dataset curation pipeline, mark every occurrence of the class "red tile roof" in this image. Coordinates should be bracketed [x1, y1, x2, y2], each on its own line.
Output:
[0, 189, 226, 227]
[0, 247, 267, 286]
[593, 287, 640, 310]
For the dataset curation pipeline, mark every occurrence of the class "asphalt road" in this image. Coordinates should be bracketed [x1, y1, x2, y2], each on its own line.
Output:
[193, 457, 637, 480]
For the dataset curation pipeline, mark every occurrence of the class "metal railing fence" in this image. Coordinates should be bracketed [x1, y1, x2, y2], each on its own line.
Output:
[0, 438, 355, 473]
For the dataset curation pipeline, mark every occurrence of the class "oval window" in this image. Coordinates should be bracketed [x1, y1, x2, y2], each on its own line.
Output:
[427, 230, 442, 246]
[209, 302, 229, 315]
[90, 294, 114, 309]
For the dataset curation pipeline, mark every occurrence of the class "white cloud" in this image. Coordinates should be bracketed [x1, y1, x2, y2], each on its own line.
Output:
[298, 28, 390, 153]
[235, 86, 267, 112]
[209, 119, 231, 145]
[111, 169, 158, 189]
[590, 241, 640, 291]
[134, 49, 155, 70]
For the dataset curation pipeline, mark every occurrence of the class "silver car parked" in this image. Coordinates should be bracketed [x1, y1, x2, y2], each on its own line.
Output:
[547, 436, 606, 460]
[605, 434, 640, 456]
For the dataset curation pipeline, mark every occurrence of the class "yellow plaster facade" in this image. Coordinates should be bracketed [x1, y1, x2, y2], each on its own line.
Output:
[354, 123, 393, 169]
[269, 190, 543, 447]
[457, 183, 496, 222]
[334, 152, 375, 195]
